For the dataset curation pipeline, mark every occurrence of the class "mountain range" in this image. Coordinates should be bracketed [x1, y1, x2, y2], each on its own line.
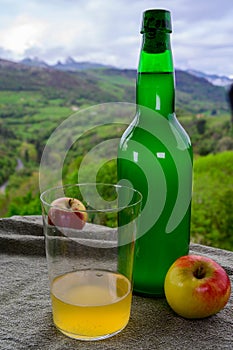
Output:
[20, 56, 110, 71]
[0, 55, 230, 92]
[0, 57, 230, 116]
[19, 57, 233, 87]
[187, 69, 233, 87]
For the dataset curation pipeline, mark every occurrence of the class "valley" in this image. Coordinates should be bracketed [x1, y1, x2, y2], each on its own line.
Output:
[0, 58, 232, 250]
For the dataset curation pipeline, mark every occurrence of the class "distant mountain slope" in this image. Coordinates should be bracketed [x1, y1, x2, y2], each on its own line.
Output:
[53, 57, 109, 71]
[20, 57, 113, 71]
[93, 67, 228, 114]
[187, 69, 233, 87]
[0, 59, 134, 104]
[175, 69, 228, 114]
[20, 57, 49, 68]
[20, 56, 233, 87]
[0, 58, 229, 114]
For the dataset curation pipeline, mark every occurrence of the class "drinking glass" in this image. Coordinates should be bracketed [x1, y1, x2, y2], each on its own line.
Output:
[40, 183, 142, 341]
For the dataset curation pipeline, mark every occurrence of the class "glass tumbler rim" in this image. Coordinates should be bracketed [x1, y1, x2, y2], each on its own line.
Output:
[40, 182, 142, 213]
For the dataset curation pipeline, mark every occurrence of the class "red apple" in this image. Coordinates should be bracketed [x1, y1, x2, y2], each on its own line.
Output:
[164, 254, 231, 319]
[48, 197, 88, 229]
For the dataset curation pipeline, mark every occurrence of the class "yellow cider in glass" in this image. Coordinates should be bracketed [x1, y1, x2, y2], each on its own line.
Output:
[51, 269, 132, 340]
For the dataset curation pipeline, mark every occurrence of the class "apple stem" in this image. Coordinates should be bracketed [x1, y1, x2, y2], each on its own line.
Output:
[68, 198, 73, 208]
[194, 264, 206, 279]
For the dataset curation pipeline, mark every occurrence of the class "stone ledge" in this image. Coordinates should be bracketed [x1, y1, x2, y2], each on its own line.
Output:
[0, 215, 44, 256]
[1, 215, 232, 350]
[1, 215, 232, 268]
[0, 215, 43, 236]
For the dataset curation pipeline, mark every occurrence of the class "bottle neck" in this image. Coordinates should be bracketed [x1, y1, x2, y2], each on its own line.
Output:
[136, 32, 175, 117]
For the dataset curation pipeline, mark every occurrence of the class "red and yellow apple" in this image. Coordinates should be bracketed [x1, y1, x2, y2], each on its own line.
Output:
[164, 254, 231, 319]
[48, 197, 88, 229]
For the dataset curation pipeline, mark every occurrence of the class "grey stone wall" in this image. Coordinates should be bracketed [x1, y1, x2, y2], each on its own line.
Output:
[0, 216, 232, 350]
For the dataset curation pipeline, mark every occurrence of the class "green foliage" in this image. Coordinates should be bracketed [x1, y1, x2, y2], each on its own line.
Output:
[0, 123, 19, 185]
[179, 114, 232, 155]
[0, 61, 233, 251]
[215, 136, 233, 152]
[7, 192, 41, 216]
[96, 159, 117, 184]
[175, 70, 228, 114]
[0, 153, 17, 185]
[4, 170, 40, 217]
[191, 152, 233, 250]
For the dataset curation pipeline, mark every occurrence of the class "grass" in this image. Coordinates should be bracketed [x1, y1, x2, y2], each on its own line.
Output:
[0, 91, 43, 106]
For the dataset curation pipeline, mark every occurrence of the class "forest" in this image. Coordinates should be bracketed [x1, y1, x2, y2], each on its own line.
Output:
[0, 58, 232, 251]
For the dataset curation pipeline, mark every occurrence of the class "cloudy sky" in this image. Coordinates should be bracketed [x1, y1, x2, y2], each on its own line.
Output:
[0, 0, 232, 76]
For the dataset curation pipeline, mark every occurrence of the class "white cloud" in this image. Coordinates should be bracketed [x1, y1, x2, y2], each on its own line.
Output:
[0, 0, 232, 75]
[0, 15, 46, 55]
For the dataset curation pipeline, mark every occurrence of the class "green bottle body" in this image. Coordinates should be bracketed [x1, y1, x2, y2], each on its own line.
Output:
[117, 10, 193, 296]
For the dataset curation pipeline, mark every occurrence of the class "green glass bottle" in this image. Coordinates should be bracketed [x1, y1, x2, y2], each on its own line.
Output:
[117, 9, 193, 296]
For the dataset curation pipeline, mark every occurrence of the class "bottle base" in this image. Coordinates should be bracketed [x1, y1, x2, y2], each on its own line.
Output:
[133, 287, 165, 298]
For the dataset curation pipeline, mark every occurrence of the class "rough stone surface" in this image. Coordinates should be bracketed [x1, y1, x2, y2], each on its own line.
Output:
[0, 216, 232, 350]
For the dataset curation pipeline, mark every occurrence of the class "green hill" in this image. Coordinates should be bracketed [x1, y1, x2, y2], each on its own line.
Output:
[0, 59, 134, 104]
[0, 58, 229, 112]
[0, 58, 230, 158]
[0, 58, 233, 251]
[0, 58, 231, 159]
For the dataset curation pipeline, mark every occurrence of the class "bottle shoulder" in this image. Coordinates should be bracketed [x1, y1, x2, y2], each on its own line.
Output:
[119, 112, 192, 154]
[168, 113, 192, 149]
[119, 114, 139, 148]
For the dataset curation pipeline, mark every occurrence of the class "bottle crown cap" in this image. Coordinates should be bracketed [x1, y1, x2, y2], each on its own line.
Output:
[141, 9, 172, 34]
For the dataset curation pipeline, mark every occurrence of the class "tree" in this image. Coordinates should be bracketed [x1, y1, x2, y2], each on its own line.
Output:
[191, 151, 233, 251]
